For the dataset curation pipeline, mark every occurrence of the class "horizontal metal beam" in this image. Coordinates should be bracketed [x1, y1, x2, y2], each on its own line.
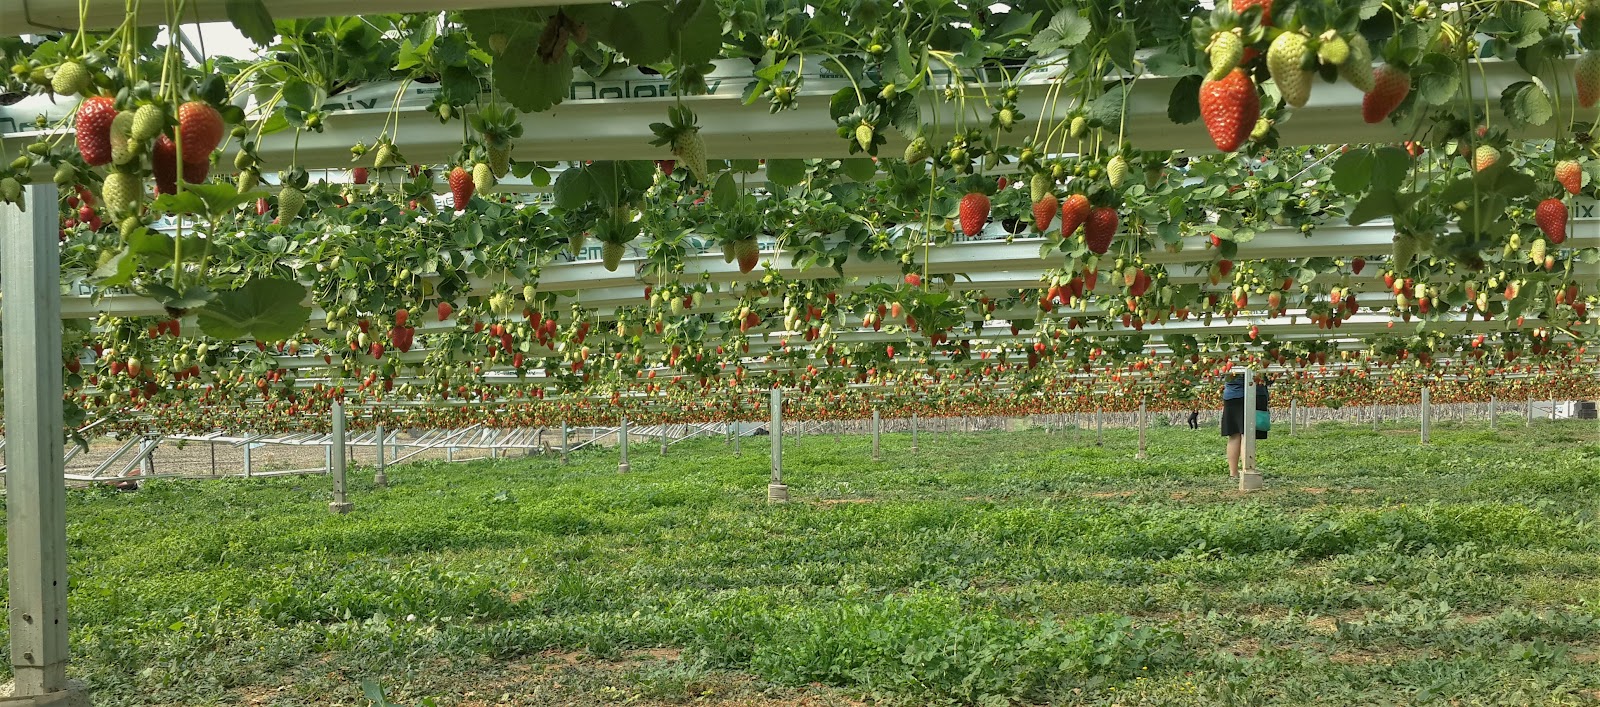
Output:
[1, 0, 623, 35]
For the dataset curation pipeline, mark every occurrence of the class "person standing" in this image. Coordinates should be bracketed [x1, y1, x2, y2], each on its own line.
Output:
[1221, 373, 1269, 478]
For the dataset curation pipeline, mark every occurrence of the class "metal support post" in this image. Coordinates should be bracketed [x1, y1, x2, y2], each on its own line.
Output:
[1289, 399, 1297, 436]
[618, 417, 631, 473]
[1239, 369, 1262, 491]
[1095, 408, 1104, 446]
[871, 409, 882, 461]
[373, 424, 388, 487]
[768, 389, 788, 502]
[560, 422, 570, 465]
[329, 401, 353, 514]
[734, 420, 742, 457]
[1489, 396, 1496, 431]
[1550, 397, 1557, 421]
[1527, 399, 1534, 425]
[2, 184, 87, 705]
[243, 442, 253, 476]
[911, 414, 919, 453]
[659, 423, 668, 456]
[1420, 388, 1431, 445]
[1135, 398, 1148, 460]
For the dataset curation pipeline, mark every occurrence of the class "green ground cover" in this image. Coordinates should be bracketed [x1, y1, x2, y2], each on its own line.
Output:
[14, 417, 1600, 706]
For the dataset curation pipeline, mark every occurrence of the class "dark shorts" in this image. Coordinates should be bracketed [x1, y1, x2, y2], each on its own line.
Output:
[1221, 397, 1268, 439]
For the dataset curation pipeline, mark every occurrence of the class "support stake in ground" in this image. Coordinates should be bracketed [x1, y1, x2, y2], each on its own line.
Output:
[329, 400, 353, 514]
[768, 389, 788, 503]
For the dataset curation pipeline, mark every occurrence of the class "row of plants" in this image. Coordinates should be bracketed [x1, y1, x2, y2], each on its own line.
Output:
[68, 362, 1600, 436]
[2, 1, 1600, 432]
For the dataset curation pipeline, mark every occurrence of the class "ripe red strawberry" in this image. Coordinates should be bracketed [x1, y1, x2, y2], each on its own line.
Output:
[733, 237, 759, 273]
[352, 167, 369, 185]
[1233, 0, 1274, 25]
[958, 192, 990, 236]
[1032, 193, 1058, 231]
[448, 166, 474, 210]
[1577, 50, 1600, 108]
[75, 96, 117, 166]
[395, 309, 409, 327]
[904, 273, 922, 287]
[1555, 160, 1582, 195]
[1361, 64, 1411, 124]
[153, 135, 178, 195]
[177, 101, 225, 158]
[1083, 207, 1118, 255]
[1351, 256, 1365, 274]
[438, 301, 453, 321]
[1059, 194, 1090, 237]
[1535, 198, 1568, 244]
[1199, 68, 1258, 153]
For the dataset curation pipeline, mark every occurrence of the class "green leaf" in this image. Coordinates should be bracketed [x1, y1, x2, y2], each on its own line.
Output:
[552, 166, 592, 210]
[197, 278, 311, 341]
[582, 3, 671, 66]
[671, 0, 722, 67]
[729, 159, 761, 174]
[1348, 191, 1398, 225]
[1032, 8, 1091, 54]
[841, 158, 877, 182]
[765, 159, 806, 187]
[586, 162, 625, 207]
[1106, 29, 1138, 73]
[1086, 83, 1127, 128]
[148, 191, 205, 216]
[1413, 53, 1460, 105]
[181, 182, 259, 220]
[711, 172, 738, 209]
[1167, 75, 1202, 125]
[1500, 80, 1553, 128]
[224, 0, 275, 46]
[281, 79, 315, 112]
[92, 247, 137, 286]
[1369, 147, 1409, 193]
[1330, 148, 1374, 194]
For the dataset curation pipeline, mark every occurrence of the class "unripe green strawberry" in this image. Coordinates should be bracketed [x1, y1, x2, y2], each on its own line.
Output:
[373, 142, 396, 169]
[51, 61, 90, 96]
[109, 111, 137, 165]
[1250, 116, 1272, 141]
[1029, 172, 1050, 203]
[237, 168, 260, 193]
[488, 144, 511, 178]
[1338, 34, 1375, 92]
[1529, 237, 1547, 265]
[904, 136, 930, 164]
[855, 123, 874, 152]
[1069, 116, 1087, 138]
[720, 239, 736, 263]
[568, 232, 585, 257]
[233, 149, 252, 171]
[601, 241, 625, 271]
[472, 162, 493, 194]
[1316, 31, 1349, 66]
[674, 129, 708, 183]
[1207, 30, 1244, 81]
[523, 284, 537, 303]
[102, 171, 142, 218]
[277, 185, 304, 224]
[1392, 232, 1419, 270]
[1267, 31, 1313, 108]
[130, 103, 164, 142]
[1107, 155, 1129, 188]
[0, 177, 20, 202]
[53, 163, 75, 187]
[997, 108, 1015, 129]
